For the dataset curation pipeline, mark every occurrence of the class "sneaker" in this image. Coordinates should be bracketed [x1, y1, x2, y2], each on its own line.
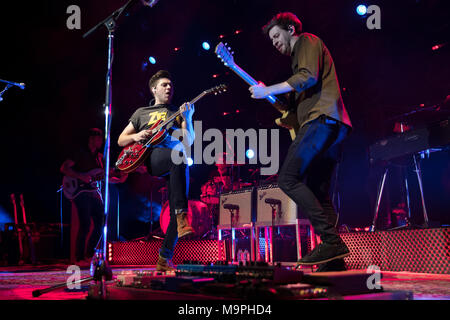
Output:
[156, 255, 175, 272]
[314, 258, 347, 272]
[176, 212, 195, 238]
[296, 242, 350, 267]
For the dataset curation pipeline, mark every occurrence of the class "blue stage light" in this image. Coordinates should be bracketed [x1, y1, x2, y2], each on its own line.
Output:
[148, 56, 156, 64]
[356, 5, 367, 16]
[202, 42, 210, 50]
[246, 149, 255, 159]
[187, 157, 194, 166]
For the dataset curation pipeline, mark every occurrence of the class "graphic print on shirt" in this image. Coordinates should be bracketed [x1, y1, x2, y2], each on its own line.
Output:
[147, 111, 167, 126]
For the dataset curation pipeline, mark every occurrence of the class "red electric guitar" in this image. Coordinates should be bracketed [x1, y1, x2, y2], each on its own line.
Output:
[116, 84, 227, 173]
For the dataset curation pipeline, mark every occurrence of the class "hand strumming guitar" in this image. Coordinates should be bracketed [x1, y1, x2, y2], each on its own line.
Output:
[133, 129, 152, 143]
[77, 172, 93, 184]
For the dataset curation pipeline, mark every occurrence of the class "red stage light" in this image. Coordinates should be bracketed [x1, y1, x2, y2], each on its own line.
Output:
[235, 30, 242, 35]
[212, 74, 219, 78]
[174, 47, 180, 52]
[431, 44, 444, 51]
[219, 34, 225, 39]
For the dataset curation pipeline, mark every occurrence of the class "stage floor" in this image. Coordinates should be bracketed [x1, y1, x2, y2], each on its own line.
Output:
[0, 263, 449, 300]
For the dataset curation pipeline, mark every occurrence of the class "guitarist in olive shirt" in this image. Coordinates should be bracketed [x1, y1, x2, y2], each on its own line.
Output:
[60, 128, 105, 264]
[118, 70, 195, 272]
[249, 12, 352, 271]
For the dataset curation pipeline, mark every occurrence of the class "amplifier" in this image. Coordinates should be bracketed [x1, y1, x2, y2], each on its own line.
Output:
[219, 187, 255, 229]
[256, 184, 298, 226]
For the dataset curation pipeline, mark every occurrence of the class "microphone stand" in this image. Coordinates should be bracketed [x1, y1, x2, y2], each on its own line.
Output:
[32, 0, 159, 299]
[0, 79, 25, 102]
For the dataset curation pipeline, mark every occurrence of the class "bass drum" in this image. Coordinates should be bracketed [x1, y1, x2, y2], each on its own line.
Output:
[159, 200, 211, 238]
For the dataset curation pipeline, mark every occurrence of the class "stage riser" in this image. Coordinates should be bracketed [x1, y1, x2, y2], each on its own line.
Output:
[108, 228, 449, 274]
[342, 228, 450, 274]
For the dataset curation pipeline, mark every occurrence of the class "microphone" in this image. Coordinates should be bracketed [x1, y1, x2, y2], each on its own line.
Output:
[0, 79, 25, 89]
[223, 204, 239, 211]
[265, 198, 281, 205]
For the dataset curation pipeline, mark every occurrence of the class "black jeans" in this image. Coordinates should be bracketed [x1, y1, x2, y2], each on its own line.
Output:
[72, 192, 104, 261]
[146, 147, 189, 259]
[278, 115, 350, 245]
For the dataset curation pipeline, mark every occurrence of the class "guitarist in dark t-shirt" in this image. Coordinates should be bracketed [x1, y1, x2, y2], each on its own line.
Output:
[61, 128, 105, 264]
[118, 70, 195, 272]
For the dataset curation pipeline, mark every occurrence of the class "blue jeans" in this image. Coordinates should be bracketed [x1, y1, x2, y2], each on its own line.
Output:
[146, 147, 189, 259]
[278, 115, 350, 245]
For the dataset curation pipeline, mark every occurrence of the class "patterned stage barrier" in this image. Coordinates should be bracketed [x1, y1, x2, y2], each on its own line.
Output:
[108, 228, 449, 274]
[107, 239, 226, 265]
[341, 227, 450, 274]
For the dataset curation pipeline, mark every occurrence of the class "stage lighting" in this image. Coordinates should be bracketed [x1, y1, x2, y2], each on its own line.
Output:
[356, 4, 367, 16]
[148, 56, 156, 64]
[246, 149, 255, 159]
[187, 157, 194, 166]
[202, 42, 210, 50]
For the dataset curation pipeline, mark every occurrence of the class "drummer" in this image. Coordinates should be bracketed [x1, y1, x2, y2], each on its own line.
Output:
[208, 152, 243, 192]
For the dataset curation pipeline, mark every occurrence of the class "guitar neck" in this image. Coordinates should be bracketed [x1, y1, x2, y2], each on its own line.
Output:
[229, 64, 278, 105]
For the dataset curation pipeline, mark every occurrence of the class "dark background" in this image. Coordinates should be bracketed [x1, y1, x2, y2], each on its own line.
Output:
[0, 0, 449, 239]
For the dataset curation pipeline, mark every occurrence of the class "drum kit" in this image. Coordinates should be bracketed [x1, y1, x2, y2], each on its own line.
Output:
[157, 155, 259, 240]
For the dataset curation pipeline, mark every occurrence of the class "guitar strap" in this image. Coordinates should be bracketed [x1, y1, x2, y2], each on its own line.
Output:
[95, 152, 103, 169]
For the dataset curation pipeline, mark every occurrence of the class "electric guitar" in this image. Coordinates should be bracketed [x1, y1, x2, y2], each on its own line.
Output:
[62, 168, 104, 200]
[116, 84, 227, 173]
[215, 42, 299, 140]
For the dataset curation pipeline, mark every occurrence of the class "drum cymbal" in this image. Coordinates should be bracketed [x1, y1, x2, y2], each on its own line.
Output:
[215, 152, 244, 167]
[239, 182, 253, 187]
[215, 161, 244, 167]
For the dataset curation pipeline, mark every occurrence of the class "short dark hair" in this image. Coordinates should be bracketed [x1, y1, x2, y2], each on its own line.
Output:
[262, 12, 302, 36]
[88, 128, 103, 137]
[148, 70, 171, 96]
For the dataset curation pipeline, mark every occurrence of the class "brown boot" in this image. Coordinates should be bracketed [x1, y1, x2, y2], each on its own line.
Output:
[176, 211, 195, 238]
[156, 255, 175, 272]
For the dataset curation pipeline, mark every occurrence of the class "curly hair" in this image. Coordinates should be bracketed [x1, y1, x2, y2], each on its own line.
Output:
[262, 12, 302, 36]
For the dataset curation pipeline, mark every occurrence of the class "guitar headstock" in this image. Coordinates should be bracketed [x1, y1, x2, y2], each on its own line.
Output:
[215, 42, 235, 68]
[205, 84, 228, 96]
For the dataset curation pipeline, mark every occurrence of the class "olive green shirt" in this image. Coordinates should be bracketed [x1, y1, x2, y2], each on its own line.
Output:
[286, 33, 352, 129]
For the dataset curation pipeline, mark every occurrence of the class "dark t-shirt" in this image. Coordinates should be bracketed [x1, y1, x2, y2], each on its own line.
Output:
[129, 103, 182, 150]
[71, 147, 103, 173]
[286, 33, 352, 129]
